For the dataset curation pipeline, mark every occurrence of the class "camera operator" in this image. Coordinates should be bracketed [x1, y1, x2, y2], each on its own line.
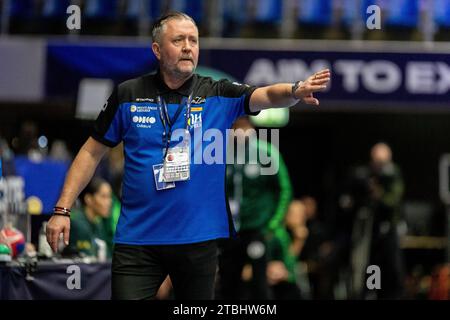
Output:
[343, 142, 405, 299]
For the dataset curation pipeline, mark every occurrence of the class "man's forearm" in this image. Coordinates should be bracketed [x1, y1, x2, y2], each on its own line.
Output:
[249, 69, 330, 112]
[254, 83, 298, 110]
[55, 138, 108, 209]
[250, 83, 299, 110]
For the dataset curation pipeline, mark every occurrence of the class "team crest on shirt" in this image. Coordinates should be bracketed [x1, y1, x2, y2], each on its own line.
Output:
[189, 97, 204, 129]
[189, 113, 202, 129]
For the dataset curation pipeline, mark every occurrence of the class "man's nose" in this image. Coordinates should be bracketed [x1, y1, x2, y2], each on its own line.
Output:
[182, 39, 192, 51]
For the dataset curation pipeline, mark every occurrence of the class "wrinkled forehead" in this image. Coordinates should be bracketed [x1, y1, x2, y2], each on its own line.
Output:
[162, 18, 198, 38]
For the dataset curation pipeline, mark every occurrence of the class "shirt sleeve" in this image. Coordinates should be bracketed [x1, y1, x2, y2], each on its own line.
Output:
[218, 79, 260, 120]
[91, 87, 123, 147]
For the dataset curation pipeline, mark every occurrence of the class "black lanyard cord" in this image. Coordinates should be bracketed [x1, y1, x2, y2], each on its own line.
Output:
[157, 93, 193, 159]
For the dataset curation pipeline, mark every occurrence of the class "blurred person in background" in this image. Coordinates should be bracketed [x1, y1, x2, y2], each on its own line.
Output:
[344, 142, 405, 299]
[300, 195, 341, 299]
[62, 177, 113, 259]
[93, 145, 124, 238]
[219, 117, 292, 299]
[49, 139, 73, 163]
[0, 134, 16, 176]
[11, 121, 40, 158]
[266, 199, 308, 300]
[106, 143, 125, 199]
[285, 200, 309, 260]
[366, 142, 405, 299]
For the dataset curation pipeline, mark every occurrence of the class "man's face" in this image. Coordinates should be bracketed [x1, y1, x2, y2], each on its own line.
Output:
[153, 18, 199, 78]
[370, 143, 392, 169]
[286, 202, 307, 229]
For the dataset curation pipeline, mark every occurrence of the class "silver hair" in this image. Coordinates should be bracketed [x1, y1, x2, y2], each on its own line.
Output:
[151, 12, 197, 44]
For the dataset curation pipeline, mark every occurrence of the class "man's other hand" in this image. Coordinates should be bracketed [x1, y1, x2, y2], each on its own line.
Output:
[46, 215, 70, 253]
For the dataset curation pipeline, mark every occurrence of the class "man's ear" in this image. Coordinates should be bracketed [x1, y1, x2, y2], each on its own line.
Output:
[152, 42, 161, 60]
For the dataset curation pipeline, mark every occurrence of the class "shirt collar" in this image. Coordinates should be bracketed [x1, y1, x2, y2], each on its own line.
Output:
[155, 69, 196, 96]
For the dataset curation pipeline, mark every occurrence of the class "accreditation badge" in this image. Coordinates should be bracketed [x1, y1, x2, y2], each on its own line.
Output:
[153, 164, 176, 191]
[162, 145, 190, 182]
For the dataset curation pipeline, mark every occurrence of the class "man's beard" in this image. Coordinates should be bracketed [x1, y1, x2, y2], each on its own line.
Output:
[161, 60, 196, 80]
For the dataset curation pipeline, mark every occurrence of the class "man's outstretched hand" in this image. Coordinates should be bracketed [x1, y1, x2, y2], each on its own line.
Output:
[294, 69, 331, 106]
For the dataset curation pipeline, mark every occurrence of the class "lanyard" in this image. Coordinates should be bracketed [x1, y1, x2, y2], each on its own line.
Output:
[157, 93, 193, 159]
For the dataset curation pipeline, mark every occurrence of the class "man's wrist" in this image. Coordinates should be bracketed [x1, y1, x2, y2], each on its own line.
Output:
[291, 81, 303, 100]
[53, 212, 71, 218]
[53, 206, 71, 217]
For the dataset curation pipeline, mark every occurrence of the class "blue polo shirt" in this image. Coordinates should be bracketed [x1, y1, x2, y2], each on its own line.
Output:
[91, 71, 257, 245]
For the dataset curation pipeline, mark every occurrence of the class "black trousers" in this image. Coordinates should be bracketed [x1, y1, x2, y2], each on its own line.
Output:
[367, 226, 405, 300]
[111, 240, 218, 300]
